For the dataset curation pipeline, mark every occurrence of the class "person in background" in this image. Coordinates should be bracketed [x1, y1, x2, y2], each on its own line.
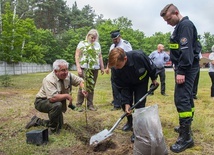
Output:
[160, 4, 201, 153]
[75, 29, 104, 111]
[108, 47, 158, 143]
[105, 30, 133, 113]
[25, 59, 87, 134]
[149, 44, 170, 96]
[192, 52, 202, 99]
[208, 45, 214, 99]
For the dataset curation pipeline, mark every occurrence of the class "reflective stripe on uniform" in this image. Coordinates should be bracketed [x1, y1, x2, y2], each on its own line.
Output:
[180, 47, 188, 50]
[179, 111, 192, 118]
[139, 70, 147, 80]
[192, 107, 195, 112]
[169, 43, 179, 49]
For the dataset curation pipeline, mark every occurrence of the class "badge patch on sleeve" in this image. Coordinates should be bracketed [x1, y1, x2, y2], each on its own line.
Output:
[180, 37, 188, 45]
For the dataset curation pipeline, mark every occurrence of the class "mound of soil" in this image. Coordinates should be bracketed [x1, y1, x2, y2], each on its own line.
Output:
[50, 122, 134, 155]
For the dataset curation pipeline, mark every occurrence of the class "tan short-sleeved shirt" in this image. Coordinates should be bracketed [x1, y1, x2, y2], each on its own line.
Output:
[36, 71, 84, 99]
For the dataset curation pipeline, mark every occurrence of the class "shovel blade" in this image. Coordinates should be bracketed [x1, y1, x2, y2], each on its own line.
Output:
[89, 129, 113, 146]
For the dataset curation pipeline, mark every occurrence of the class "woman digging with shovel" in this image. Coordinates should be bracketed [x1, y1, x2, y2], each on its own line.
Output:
[107, 47, 158, 142]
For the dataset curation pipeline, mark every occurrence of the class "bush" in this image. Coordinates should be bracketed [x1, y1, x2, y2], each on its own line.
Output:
[0, 74, 13, 87]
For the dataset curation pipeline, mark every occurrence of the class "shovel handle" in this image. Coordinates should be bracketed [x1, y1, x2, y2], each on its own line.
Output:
[129, 83, 159, 111]
[147, 83, 159, 95]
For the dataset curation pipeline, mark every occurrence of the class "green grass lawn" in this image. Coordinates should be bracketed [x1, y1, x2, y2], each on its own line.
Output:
[0, 69, 214, 155]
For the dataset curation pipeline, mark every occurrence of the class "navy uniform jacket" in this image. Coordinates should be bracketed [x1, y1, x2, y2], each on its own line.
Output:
[170, 16, 201, 75]
[111, 50, 157, 105]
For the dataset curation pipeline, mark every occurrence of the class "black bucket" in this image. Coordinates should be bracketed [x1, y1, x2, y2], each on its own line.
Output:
[26, 128, 48, 145]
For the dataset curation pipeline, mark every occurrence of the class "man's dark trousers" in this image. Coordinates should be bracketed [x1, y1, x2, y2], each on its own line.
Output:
[111, 70, 121, 108]
[156, 67, 166, 95]
[34, 98, 63, 131]
[193, 69, 200, 98]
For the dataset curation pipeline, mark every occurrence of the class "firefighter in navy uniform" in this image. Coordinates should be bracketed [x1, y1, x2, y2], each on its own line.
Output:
[160, 4, 202, 153]
[108, 47, 158, 142]
[105, 30, 133, 132]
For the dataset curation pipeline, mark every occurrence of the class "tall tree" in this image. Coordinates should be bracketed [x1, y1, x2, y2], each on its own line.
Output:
[202, 32, 214, 52]
[143, 32, 171, 55]
[0, 0, 2, 33]
[112, 16, 133, 29]
[0, 2, 44, 63]
[70, 2, 96, 30]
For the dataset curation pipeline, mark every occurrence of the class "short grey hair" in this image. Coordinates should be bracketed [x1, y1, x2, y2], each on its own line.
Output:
[212, 45, 214, 52]
[53, 59, 69, 70]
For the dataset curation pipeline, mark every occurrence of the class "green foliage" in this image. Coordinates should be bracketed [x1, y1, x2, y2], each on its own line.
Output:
[0, 2, 45, 63]
[0, 74, 13, 87]
[0, 0, 214, 66]
[70, 2, 96, 29]
[79, 41, 97, 92]
[143, 32, 171, 55]
[201, 32, 214, 52]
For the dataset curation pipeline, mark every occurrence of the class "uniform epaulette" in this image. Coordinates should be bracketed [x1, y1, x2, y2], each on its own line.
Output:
[123, 40, 129, 44]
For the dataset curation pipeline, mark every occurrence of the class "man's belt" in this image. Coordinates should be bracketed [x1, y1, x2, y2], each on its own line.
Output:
[157, 67, 164, 69]
[36, 97, 47, 100]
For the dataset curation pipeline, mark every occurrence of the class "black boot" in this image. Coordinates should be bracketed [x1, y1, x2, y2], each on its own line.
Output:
[130, 133, 135, 143]
[170, 125, 194, 153]
[174, 126, 180, 133]
[174, 126, 193, 137]
[25, 115, 40, 129]
[174, 112, 194, 134]
[122, 115, 132, 131]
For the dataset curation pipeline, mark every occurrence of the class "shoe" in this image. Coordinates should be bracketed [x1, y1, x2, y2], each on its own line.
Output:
[174, 126, 193, 136]
[63, 123, 72, 130]
[122, 115, 133, 131]
[69, 104, 83, 112]
[161, 93, 168, 96]
[193, 96, 197, 99]
[25, 115, 39, 129]
[111, 107, 121, 111]
[130, 133, 135, 143]
[88, 105, 97, 111]
[74, 104, 84, 112]
[122, 123, 132, 131]
[150, 92, 154, 96]
[174, 126, 180, 133]
[73, 107, 84, 112]
[111, 101, 114, 105]
[170, 125, 194, 153]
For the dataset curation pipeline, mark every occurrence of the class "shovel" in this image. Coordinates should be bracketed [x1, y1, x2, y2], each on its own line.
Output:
[89, 83, 159, 146]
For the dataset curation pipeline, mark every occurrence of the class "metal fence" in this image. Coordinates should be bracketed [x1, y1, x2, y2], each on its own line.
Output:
[0, 61, 77, 76]
[0, 61, 52, 75]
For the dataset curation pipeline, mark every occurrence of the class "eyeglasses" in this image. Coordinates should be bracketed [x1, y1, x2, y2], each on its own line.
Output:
[59, 68, 68, 73]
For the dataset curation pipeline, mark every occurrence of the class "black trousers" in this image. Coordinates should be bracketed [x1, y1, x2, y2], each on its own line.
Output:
[209, 72, 214, 97]
[111, 70, 122, 108]
[192, 69, 200, 97]
[121, 79, 149, 111]
[174, 66, 199, 125]
[156, 68, 166, 94]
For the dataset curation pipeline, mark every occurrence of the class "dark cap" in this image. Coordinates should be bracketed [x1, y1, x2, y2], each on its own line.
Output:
[110, 30, 120, 39]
